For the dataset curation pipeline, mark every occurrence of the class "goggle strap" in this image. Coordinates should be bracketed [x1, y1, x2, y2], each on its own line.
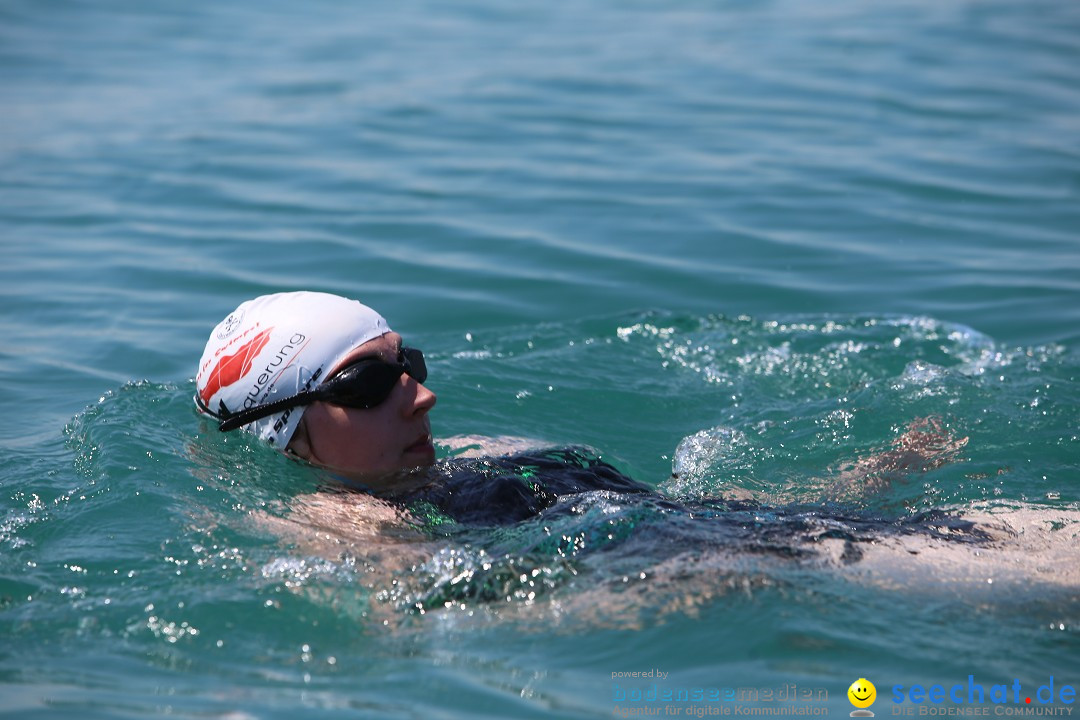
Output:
[217, 390, 319, 432]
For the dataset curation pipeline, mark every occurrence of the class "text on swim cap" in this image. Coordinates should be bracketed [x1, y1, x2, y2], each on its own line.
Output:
[243, 333, 308, 409]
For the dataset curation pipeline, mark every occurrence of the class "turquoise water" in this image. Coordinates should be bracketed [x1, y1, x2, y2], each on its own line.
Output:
[2, 0, 1079, 717]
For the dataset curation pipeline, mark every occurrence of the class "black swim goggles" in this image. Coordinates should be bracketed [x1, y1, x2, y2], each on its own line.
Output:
[212, 347, 427, 432]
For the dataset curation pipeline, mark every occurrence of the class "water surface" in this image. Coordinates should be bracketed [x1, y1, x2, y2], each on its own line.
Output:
[2, 0, 1078, 717]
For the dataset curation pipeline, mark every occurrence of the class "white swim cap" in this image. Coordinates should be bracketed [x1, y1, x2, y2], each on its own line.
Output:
[194, 291, 391, 447]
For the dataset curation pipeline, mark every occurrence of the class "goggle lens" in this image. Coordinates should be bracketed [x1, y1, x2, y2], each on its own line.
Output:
[322, 347, 427, 409]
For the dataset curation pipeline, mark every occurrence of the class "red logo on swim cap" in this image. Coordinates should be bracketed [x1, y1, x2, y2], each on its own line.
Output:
[198, 328, 273, 405]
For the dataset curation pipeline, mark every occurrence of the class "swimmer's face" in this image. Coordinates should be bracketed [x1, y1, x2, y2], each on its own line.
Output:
[286, 331, 437, 484]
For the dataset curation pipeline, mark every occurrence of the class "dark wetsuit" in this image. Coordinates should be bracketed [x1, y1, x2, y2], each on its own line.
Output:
[392, 445, 989, 551]
[381, 446, 991, 611]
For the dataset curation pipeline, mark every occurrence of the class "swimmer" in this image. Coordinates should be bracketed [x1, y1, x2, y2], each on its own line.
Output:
[195, 291, 1080, 625]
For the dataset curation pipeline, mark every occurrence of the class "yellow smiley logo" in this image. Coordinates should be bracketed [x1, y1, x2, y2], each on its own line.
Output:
[848, 678, 877, 713]
[846, 677, 872, 708]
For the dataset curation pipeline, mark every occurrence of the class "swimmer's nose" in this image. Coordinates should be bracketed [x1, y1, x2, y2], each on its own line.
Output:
[404, 374, 436, 416]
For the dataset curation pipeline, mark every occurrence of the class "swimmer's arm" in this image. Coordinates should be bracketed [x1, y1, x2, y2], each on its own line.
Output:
[823, 416, 968, 502]
[437, 434, 547, 459]
[247, 491, 440, 630]
[250, 490, 430, 553]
